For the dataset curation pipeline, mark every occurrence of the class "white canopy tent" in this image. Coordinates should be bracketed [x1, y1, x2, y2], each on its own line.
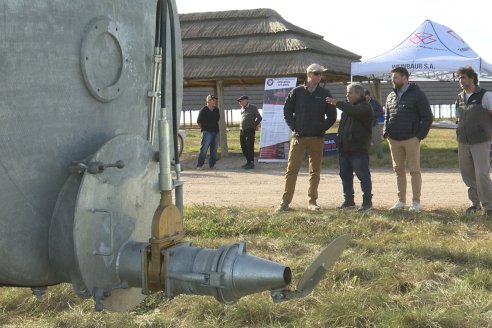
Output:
[351, 19, 492, 81]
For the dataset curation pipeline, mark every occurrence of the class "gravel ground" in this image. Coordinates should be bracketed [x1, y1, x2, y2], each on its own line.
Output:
[178, 153, 470, 211]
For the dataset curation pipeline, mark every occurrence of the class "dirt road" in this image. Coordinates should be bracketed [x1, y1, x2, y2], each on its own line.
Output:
[178, 154, 469, 210]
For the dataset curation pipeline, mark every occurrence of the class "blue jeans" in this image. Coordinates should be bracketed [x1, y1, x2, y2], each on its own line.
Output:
[339, 152, 372, 204]
[197, 131, 219, 168]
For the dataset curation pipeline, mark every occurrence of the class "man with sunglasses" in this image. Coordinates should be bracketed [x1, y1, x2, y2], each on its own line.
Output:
[276, 63, 337, 212]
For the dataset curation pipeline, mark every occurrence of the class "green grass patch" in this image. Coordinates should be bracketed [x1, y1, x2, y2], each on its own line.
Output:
[183, 127, 463, 169]
[3, 206, 492, 327]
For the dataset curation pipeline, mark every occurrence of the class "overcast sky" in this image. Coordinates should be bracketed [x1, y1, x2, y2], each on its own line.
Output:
[176, 0, 492, 63]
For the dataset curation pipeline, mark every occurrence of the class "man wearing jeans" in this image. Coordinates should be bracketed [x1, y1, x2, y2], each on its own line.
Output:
[326, 83, 374, 211]
[384, 67, 433, 211]
[455, 66, 492, 215]
[196, 94, 220, 170]
[276, 63, 337, 212]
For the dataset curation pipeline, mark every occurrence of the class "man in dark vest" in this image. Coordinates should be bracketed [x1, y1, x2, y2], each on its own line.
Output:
[455, 66, 492, 215]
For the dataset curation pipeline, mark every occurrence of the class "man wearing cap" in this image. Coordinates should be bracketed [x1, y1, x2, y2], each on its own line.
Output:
[196, 94, 220, 170]
[238, 95, 262, 169]
[276, 63, 337, 212]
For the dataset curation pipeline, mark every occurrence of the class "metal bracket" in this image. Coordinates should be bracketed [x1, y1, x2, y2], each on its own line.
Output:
[270, 235, 349, 303]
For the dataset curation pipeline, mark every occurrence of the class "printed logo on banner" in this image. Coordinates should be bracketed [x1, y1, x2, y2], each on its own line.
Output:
[323, 133, 338, 157]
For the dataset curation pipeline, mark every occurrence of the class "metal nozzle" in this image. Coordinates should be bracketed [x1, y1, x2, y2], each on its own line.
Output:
[164, 241, 291, 304]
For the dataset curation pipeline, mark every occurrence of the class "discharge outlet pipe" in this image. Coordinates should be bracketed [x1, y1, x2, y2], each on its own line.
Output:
[117, 240, 291, 304]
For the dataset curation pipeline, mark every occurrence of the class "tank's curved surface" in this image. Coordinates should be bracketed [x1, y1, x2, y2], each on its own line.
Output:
[0, 0, 181, 286]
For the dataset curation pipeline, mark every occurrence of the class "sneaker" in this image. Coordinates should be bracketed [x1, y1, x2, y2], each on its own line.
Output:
[390, 201, 406, 210]
[275, 202, 290, 213]
[357, 202, 373, 212]
[308, 203, 321, 211]
[196, 166, 203, 170]
[210, 166, 217, 170]
[465, 205, 481, 214]
[336, 201, 356, 210]
[244, 163, 254, 170]
[409, 201, 421, 212]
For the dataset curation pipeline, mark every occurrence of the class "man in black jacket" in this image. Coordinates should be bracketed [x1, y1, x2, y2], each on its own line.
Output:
[276, 63, 337, 212]
[384, 67, 433, 211]
[327, 83, 373, 211]
[196, 94, 220, 170]
[238, 95, 262, 169]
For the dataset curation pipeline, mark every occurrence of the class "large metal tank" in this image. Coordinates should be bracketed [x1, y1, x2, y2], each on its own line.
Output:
[0, 0, 170, 284]
[0, 0, 346, 312]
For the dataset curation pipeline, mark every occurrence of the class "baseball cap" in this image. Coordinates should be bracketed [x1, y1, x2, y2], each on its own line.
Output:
[206, 94, 216, 101]
[306, 63, 327, 74]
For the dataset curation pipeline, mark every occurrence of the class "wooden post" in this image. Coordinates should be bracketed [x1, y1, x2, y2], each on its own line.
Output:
[374, 79, 382, 104]
[215, 80, 228, 157]
[367, 79, 382, 104]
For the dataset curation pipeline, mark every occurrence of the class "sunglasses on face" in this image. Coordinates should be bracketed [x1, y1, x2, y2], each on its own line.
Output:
[312, 72, 321, 76]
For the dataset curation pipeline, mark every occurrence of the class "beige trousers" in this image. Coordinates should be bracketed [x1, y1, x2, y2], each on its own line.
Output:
[458, 141, 492, 209]
[388, 137, 422, 203]
[281, 136, 324, 205]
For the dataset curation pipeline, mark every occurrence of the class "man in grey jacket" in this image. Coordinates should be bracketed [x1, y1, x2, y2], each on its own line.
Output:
[384, 67, 433, 212]
[455, 66, 492, 215]
[276, 63, 337, 212]
[238, 95, 262, 169]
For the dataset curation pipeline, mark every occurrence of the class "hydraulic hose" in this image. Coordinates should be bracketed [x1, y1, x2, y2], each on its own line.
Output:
[166, 0, 180, 168]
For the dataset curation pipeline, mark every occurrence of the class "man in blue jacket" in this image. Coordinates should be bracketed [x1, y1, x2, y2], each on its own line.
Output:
[384, 67, 433, 212]
[276, 63, 337, 212]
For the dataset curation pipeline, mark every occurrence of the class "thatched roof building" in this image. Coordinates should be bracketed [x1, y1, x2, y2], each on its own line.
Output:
[180, 9, 361, 86]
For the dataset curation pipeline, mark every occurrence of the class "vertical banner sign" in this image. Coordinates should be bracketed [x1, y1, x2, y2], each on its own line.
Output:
[258, 77, 297, 163]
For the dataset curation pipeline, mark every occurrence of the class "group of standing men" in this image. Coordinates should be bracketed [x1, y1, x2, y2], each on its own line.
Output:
[276, 63, 492, 215]
[276, 64, 434, 213]
[196, 94, 262, 171]
[196, 63, 492, 215]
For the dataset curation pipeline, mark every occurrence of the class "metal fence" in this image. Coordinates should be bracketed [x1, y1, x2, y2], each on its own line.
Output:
[180, 104, 457, 128]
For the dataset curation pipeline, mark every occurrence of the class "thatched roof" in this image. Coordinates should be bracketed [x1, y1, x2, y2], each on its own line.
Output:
[180, 9, 361, 86]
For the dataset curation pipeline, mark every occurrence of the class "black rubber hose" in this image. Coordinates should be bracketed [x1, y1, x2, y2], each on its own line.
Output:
[166, 0, 180, 165]
[155, 0, 161, 47]
[160, 0, 167, 108]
